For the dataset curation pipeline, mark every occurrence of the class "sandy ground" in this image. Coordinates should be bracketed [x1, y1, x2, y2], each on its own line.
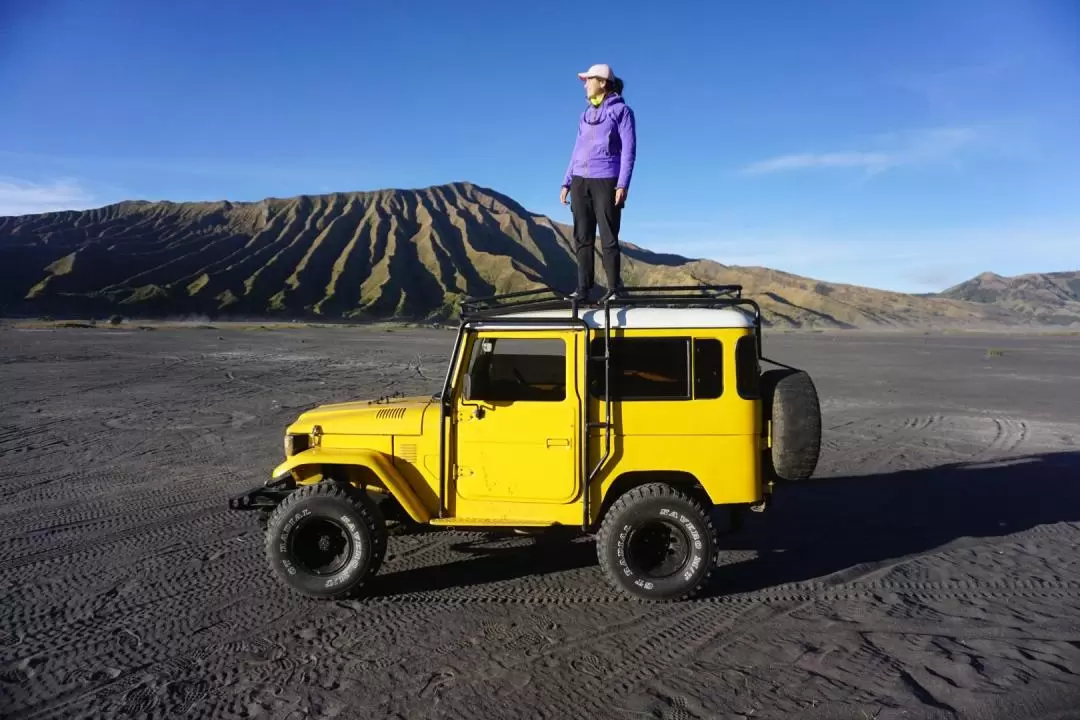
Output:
[1, 324, 1079, 720]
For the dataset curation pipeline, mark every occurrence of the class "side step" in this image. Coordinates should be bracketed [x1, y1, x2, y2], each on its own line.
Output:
[429, 517, 560, 528]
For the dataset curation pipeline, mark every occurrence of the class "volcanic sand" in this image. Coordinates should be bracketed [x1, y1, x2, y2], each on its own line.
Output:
[1, 324, 1079, 719]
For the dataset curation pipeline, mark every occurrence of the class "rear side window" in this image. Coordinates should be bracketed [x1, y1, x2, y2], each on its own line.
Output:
[693, 339, 723, 399]
[589, 337, 724, 400]
[735, 335, 760, 399]
[589, 337, 690, 400]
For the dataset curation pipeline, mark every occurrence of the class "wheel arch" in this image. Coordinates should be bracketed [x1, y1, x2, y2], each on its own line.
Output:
[591, 470, 711, 532]
[273, 448, 433, 524]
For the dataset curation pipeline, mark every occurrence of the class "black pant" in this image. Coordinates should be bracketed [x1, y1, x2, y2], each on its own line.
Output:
[570, 175, 622, 295]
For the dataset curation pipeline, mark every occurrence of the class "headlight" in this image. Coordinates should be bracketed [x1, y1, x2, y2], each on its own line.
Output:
[284, 433, 309, 457]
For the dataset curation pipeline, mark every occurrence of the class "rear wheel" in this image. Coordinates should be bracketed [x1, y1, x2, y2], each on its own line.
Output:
[263, 482, 387, 600]
[597, 483, 717, 601]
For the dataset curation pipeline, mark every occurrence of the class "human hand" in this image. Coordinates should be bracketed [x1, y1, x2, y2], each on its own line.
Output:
[615, 187, 627, 207]
[560, 186, 570, 205]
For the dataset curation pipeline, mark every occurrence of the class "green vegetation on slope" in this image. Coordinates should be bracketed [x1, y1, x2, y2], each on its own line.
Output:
[1, 182, 1076, 328]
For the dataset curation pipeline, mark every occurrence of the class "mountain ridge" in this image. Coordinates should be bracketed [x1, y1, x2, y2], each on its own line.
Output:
[937, 269, 1080, 326]
[2, 181, 1077, 329]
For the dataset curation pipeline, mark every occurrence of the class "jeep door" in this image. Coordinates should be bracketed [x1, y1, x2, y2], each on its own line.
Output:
[451, 331, 581, 509]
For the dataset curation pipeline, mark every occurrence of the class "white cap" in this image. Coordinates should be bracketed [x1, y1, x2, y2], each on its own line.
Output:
[577, 63, 613, 80]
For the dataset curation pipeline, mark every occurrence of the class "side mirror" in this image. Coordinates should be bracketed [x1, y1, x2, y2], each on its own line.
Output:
[462, 374, 473, 400]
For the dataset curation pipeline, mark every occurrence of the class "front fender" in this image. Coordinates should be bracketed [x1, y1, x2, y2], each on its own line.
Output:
[271, 447, 433, 523]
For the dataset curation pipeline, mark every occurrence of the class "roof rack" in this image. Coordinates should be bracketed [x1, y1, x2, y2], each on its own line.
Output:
[460, 283, 746, 321]
[459, 286, 571, 317]
[607, 283, 743, 303]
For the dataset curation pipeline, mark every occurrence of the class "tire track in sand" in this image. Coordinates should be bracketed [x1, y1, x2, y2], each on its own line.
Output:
[825, 412, 1036, 476]
[969, 414, 1030, 462]
[824, 412, 958, 474]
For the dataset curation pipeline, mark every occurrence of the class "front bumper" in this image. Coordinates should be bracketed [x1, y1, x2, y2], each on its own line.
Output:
[227, 477, 295, 511]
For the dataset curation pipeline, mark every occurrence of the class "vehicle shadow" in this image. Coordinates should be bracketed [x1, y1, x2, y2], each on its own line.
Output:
[704, 450, 1080, 597]
[372, 527, 597, 597]
[369, 451, 1080, 599]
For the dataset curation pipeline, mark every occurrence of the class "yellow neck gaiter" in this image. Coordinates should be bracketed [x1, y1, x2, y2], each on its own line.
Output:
[590, 93, 606, 107]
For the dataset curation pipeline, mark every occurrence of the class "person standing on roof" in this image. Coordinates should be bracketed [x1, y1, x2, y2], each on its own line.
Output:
[561, 63, 636, 303]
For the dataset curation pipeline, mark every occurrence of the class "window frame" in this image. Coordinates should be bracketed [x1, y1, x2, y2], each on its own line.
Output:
[735, 334, 761, 400]
[692, 337, 724, 400]
[462, 334, 569, 403]
[591, 334, 708, 403]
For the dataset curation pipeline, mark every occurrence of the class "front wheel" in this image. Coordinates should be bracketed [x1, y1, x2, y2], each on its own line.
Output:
[263, 482, 387, 600]
[597, 483, 717, 601]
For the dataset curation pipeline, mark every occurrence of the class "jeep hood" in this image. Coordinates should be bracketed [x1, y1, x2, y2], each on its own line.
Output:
[286, 395, 436, 437]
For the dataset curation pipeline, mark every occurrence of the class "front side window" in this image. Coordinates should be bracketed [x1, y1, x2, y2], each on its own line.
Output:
[464, 336, 566, 402]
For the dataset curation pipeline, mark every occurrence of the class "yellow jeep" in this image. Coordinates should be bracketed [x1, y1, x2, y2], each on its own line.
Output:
[229, 285, 821, 601]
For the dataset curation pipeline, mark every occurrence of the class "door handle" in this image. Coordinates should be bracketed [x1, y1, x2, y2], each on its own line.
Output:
[546, 438, 570, 448]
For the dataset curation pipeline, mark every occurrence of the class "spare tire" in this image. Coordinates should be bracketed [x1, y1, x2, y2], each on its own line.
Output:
[762, 368, 821, 481]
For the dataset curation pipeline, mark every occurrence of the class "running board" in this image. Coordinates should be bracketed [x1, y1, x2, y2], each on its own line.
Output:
[429, 518, 562, 528]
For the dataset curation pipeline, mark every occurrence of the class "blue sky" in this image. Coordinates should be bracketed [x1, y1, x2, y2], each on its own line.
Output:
[2, 0, 1078, 292]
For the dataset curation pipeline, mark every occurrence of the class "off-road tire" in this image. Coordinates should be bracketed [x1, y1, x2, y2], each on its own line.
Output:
[597, 483, 717, 601]
[263, 482, 387, 600]
[762, 368, 821, 482]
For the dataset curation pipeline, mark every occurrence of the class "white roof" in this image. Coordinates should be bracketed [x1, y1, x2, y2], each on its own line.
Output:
[471, 306, 755, 330]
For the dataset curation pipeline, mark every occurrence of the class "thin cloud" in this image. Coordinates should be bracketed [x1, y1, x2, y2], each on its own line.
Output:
[742, 152, 892, 175]
[892, 61, 1019, 107]
[0, 177, 102, 217]
[741, 126, 981, 176]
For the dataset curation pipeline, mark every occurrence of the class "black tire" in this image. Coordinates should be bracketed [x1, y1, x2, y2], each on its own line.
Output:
[263, 482, 387, 600]
[597, 483, 717, 601]
[762, 368, 821, 482]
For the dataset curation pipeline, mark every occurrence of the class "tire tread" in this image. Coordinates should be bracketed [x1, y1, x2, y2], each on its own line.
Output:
[263, 481, 387, 600]
[763, 368, 821, 482]
[596, 482, 717, 601]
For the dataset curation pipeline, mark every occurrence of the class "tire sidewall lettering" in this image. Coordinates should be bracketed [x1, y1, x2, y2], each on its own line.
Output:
[617, 523, 632, 575]
[268, 493, 374, 597]
[609, 499, 712, 598]
[325, 513, 367, 589]
[278, 507, 310, 554]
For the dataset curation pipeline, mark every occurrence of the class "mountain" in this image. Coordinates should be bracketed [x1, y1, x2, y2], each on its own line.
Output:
[0, 181, 1075, 329]
[936, 271, 1080, 326]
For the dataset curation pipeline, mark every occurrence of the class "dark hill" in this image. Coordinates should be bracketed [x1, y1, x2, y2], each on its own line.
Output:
[1, 182, 1074, 328]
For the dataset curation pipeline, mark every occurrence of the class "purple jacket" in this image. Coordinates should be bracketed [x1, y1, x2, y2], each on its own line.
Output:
[562, 93, 636, 190]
